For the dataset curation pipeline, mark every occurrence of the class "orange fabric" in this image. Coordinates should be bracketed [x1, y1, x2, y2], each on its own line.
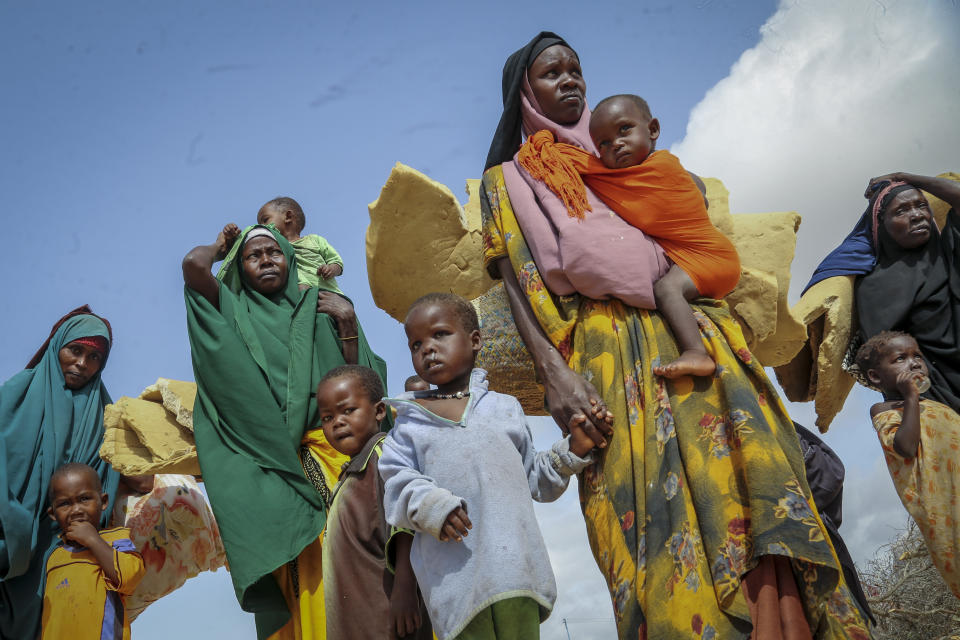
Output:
[517, 130, 741, 298]
[516, 130, 592, 220]
[741, 555, 813, 640]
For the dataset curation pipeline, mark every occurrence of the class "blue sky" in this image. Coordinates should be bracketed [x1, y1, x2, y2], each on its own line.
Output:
[2, 1, 958, 638]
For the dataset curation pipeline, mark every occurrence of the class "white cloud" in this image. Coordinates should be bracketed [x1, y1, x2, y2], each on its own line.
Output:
[672, 0, 960, 297]
[669, 0, 954, 608]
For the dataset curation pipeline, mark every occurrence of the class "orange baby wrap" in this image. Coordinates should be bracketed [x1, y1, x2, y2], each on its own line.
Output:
[518, 130, 741, 298]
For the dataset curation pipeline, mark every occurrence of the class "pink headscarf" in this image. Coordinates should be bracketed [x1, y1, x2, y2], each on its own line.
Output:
[519, 74, 596, 153]
[499, 69, 669, 308]
[871, 180, 909, 248]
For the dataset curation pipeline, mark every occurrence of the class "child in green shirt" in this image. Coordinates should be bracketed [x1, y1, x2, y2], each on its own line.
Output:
[221, 196, 345, 293]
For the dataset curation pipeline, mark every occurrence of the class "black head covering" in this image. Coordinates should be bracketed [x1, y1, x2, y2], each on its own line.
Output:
[483, 31, 575, 172]
[854, 181, 960, 410]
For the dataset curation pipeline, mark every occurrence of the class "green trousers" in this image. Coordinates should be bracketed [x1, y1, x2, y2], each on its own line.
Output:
[453, 597, 541, 640]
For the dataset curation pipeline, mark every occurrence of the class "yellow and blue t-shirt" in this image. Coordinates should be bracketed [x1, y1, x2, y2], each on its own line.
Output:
[41, 526, 145, 640]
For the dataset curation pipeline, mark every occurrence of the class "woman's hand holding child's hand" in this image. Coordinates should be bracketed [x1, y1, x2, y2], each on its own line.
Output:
[318, 264, 342, 280]
[567, 398, 613, 457]
[217, 223, 241, 258]
[544, 367, 614, 448]
[568, 403, 611, 457]
[439, 506, 471, 542]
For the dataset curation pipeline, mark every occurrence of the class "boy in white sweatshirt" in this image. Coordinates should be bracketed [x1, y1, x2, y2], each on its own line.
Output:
[378, 293, 612, 640]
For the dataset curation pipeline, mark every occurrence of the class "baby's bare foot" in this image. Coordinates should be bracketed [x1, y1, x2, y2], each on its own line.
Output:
[654, 351, 716, 379]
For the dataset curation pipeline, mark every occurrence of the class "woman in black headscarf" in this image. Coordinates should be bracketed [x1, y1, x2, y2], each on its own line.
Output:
[808, 172, 960, 409]
[480, 32, 870, 640]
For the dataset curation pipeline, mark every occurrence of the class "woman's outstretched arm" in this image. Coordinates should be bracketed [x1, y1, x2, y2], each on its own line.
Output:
[866, 173, 960, 212]
[495, 257, 612, 448]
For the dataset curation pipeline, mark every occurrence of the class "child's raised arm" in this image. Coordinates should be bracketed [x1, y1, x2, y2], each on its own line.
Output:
[891, 370, 924, 458]
[378, 428, 467, 540]
[61, 523, 145, 593]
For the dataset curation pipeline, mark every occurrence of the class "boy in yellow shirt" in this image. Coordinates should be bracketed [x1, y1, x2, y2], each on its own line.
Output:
[42, 463, 145, 640]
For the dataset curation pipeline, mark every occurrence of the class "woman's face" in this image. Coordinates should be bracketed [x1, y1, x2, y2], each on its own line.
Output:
[881, 188, 933, 249]
[241, 235, 289, 295]
[527, 45, 585, 125]
[58, 341, 104, 389]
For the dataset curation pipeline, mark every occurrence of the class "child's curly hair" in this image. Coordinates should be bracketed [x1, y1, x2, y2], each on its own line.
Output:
[851, 330, 912, 388]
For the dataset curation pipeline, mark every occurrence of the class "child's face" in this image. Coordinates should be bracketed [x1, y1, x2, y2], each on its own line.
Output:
[58, 341, 104, 390]
[257, 205, 295, 235]
[47, 471, 107, 532]
[405, 303, 481, 391]
[589, 99, 660, 169]
[318, 376, 386, 457]
[241, 235, 289, 295]
[867, 335, 929, 393]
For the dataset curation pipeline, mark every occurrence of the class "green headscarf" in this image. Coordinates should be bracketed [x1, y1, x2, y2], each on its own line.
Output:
[0, 310, 120, 640]
[186, 225, 387, 635]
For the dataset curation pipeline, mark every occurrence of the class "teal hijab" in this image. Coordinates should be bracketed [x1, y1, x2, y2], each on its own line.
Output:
[186, 225, 388, 637]
[0, 309, 120, 639]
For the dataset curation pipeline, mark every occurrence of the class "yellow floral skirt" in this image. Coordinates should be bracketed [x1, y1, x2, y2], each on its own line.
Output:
[569, 298, 870, 639]
[479, 165, 869, 638]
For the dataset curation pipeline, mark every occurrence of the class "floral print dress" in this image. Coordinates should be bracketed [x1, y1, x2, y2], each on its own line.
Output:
[873, 399, 960, 598]
[481, 165, 870, 639]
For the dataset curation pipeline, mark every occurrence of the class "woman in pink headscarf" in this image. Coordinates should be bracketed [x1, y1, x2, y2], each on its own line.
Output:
[480, 32, 871, 640]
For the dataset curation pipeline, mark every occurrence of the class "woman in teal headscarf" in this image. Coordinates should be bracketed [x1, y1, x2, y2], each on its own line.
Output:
[0, 305, 121, 639]
[183, 224, 388, 639]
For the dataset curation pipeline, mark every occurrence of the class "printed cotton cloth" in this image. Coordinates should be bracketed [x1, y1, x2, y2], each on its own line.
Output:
[113, 474, 226, 620]
[481, 165, 870, 639]
[872, 399, 960, 598]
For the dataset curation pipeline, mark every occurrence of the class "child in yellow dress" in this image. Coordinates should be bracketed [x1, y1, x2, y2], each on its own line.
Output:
[42, 463, 145, 640]
[856, 330, 960, 597]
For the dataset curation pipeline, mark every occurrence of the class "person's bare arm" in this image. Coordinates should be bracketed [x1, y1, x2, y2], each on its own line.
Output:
[316, 292, 359, 364]
[891, 370, 924, 458]
[182, 225, 237, 309]
[495, 257, 612, 446]
[318, 263, 343, 279]
[389, 533, 422, 637]
[866, 173, 960, 212]
[62, 522, 120, 584]
[687, 171, 709, 209]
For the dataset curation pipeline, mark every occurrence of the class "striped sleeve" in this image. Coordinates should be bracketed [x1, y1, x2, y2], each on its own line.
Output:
[107, 537, 146, 595]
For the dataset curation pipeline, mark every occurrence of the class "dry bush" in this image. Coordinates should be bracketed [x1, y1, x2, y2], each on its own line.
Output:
[860, 519, 960, 639]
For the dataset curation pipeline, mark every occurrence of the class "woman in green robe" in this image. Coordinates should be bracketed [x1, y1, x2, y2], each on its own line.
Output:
[0, 306, 121, 639]
[183, 224, 388, 639]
